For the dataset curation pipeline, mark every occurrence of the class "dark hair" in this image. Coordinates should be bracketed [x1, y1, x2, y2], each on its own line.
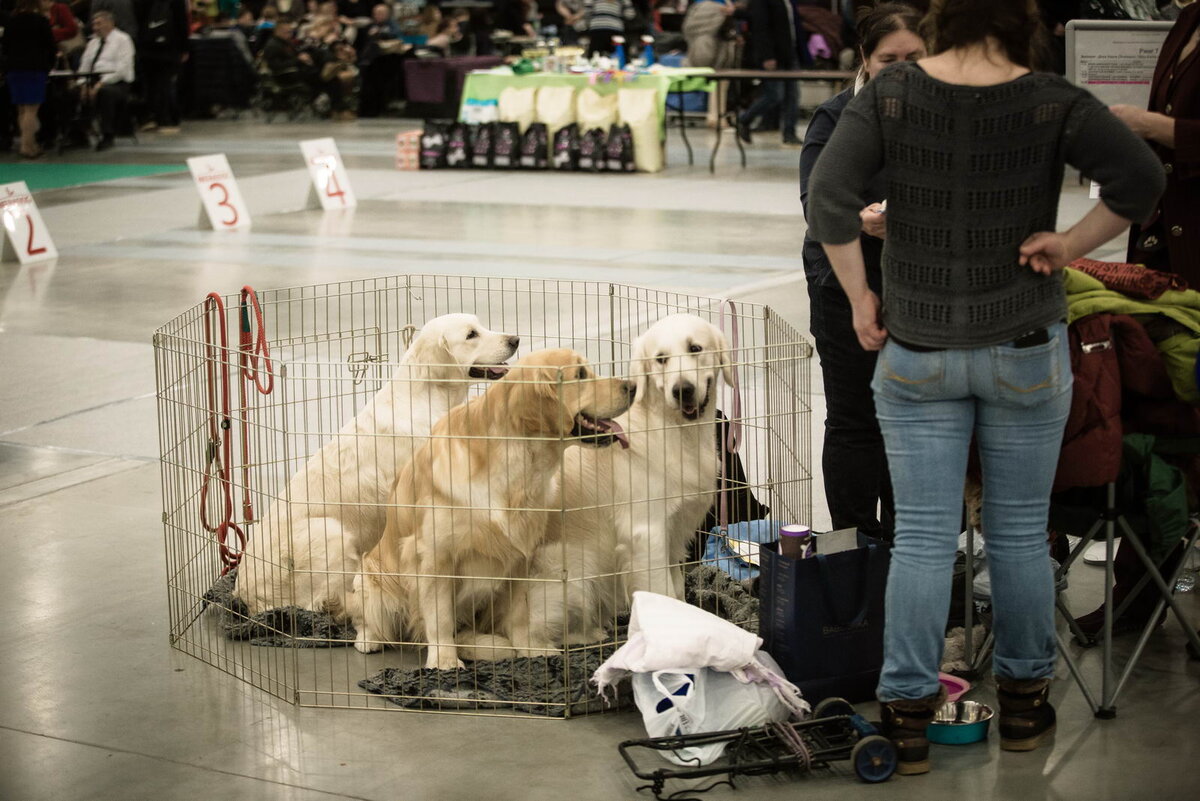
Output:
[857, 3, 924, 59]
[16, 0, 41, 12]
[853, 3, 924, 86]
[920, 0, 1049, 70]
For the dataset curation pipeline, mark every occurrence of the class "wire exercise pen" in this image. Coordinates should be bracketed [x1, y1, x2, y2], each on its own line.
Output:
[155, 275, 813, 717]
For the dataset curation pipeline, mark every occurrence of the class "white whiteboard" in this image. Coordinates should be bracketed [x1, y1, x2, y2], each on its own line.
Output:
[1066, 19, 1174, 108]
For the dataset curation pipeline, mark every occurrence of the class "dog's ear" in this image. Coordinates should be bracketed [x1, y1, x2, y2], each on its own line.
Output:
[507, 365, 573, 438]
[629, 332, 653, 399]
[709, 323, 734, 387]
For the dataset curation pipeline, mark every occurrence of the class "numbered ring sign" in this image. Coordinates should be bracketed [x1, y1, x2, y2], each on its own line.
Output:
[0, 181, 58, 264]
[188, 154, 252, 231]
[300, 137, 357, 210]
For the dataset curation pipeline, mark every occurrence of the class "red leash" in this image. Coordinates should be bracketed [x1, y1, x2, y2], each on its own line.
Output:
[237, 286, 274, 523]
[200, 287, 274, 575]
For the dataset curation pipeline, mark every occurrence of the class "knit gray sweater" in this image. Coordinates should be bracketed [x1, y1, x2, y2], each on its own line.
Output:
[807, 62, 1165, 348]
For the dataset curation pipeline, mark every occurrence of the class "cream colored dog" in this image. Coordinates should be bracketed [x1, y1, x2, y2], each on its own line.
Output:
[487, 315, 732, 656]
[233, 313, 519, 617]
[351, 348, 635, 669]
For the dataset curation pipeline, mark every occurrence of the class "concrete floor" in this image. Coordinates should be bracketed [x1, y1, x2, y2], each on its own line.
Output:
[1, 118, 1198, 801]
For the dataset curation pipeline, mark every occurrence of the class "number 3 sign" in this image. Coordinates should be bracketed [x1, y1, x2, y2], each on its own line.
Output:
[300, 138, 357, 210]
[0, 181, 58, 264]
[188, 154, 252, 231]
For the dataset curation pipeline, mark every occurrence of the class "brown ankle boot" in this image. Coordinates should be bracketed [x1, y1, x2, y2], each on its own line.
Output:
[996, 678, 1056, 752]
[879, 687, 947, 776]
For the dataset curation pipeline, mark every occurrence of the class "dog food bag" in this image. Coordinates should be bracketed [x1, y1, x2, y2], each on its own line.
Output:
[519, 122, 550, 169]
[552, 123, 581, 171]
[445, 122, 470, 168]
[492, 121, 520, 169]
[577, 88, 619, 132]
[617, 88, 662, 173]
[471, 122, 495, 168]
[416, 122, 447, 170]
[498, 86, 538, 133]
[578, 127, 608, 172]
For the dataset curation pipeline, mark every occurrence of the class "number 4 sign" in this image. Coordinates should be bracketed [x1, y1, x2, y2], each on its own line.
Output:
[0, 181, 58, 264]
[188, 154, 251, 231]
[300, 138, 357, 210]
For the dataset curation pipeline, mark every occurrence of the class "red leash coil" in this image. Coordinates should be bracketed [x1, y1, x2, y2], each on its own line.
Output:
[200, 287, 274, 575]
[237, 286, 274, 522]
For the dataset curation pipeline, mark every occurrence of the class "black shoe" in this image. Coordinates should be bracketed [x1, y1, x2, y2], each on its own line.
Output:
[736, 118, 753, 145]
[997, 678, 1056, 752]
[782, 136, 803, 148]
[879, 687, 946, 776]
[96, 135, 114, 152]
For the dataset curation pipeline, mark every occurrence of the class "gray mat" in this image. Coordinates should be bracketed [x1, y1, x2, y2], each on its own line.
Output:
[203, 569, 357, 647]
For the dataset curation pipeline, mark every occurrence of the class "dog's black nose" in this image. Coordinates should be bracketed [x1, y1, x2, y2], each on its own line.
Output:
[624, 380, 637, 400]
[508, 335, 520, 349]
[672, 382, 695, 404]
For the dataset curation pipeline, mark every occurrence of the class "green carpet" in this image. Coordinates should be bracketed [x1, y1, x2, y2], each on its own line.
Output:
[0, 163, 187, 192]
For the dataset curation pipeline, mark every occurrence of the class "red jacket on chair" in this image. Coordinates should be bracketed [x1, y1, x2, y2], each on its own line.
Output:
[1054, 314, 1177, 491]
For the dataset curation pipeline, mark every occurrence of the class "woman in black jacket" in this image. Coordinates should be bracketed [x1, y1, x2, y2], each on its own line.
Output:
[4, 0, 58, 157]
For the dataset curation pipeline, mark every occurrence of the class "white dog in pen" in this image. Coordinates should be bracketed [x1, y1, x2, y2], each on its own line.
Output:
[475, 314, 731, 657]
[232, 313, 519, 617]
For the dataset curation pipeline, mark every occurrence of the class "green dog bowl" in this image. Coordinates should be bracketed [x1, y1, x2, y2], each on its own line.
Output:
[927, 700, 994, 745]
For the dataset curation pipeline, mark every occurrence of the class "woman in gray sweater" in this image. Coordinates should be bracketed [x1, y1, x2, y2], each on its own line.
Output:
[807, 0, 1164, 776]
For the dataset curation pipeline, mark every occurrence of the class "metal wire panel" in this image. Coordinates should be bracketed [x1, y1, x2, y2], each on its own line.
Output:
[155, 275, 812, 716]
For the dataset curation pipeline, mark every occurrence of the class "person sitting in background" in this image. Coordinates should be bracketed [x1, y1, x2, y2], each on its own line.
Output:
[90, 0, 137, 37]
[364, 3, 400, 40]
[426, 16, 462, 54]
[414, 3, 441, 38]
[320, 38, 358, 120]
[78, 9, 135, 150]
[42, 0, 82, 60]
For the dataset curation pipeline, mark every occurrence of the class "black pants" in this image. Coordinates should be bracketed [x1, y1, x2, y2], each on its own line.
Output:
[808, 279, 894, 539]
[94, 81, 130, 136]
[144, 57, 181, 126]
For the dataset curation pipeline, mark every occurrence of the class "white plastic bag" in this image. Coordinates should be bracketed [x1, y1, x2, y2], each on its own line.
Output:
[617, 88, 663, 173]
[535, 85, 576, 139]
[577, 88, 619, 132]
[632, 651, 794, 766]
[498, 86, 537, 133]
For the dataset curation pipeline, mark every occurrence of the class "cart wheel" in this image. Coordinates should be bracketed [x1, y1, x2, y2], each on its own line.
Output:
[813, 697, 856, 719]
[851, 735, 897, 783]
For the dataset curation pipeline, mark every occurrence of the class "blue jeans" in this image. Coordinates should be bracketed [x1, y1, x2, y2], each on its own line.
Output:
[871, 323, 1071, 701]
[740, 79, 798, 139]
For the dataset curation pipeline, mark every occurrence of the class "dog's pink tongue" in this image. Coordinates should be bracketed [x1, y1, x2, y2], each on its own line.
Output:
[487, 366, 509, 379]
[606, 419, 630, 449]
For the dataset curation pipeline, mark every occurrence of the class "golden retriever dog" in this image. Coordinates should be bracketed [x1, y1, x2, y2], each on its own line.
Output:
[513, 311, 724, 652]
[479, 315, 732, 657]
[233, 314, 519, 617]
[351, 348, 635, 669]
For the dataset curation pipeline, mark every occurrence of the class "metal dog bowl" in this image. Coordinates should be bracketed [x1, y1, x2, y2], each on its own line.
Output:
[927, 700, 994, 745]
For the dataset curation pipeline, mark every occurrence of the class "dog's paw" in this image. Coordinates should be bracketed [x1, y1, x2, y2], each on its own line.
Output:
[354, 630, 382, 653]
[425, 648, 465, 671]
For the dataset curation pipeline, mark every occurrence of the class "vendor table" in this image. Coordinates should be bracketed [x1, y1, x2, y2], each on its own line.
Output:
[705, 69, 854, 172]
[458, 66, 716, 156]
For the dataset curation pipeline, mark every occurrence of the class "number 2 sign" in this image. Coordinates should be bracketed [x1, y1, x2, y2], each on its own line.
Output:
[0, 181, 58, 265]
[300, 138, 357, 211]
[188, 154, 252, 231]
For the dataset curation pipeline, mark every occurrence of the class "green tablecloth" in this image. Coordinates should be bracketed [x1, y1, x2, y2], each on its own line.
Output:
[458, 67, 715, 130]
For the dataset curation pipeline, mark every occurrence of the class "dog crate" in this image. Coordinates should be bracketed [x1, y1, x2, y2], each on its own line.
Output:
[155, 275, 812, 717]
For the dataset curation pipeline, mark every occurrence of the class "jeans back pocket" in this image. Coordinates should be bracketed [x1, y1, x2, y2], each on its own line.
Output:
[871, 341, 947, 402]
[991, 331, 1067, 409]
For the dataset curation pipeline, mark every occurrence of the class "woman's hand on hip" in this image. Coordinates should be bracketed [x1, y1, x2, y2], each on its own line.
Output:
[851, 291, 888, 351]
[1018, 231, 1071, 275]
